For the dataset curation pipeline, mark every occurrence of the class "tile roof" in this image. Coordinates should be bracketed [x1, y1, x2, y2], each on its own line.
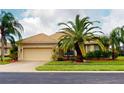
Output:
[50, 32, 65, 41]
[21, 33, 57, 44]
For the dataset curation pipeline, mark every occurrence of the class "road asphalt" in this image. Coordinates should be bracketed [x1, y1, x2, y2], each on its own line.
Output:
[0, 72, 124, 84]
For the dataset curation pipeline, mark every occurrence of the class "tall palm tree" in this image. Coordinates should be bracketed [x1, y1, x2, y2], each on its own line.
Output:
[58, 15, 104, 62]
[118, 26, 124, 48]
[110, 28, 121, 60]
[0, 11, 23, 61]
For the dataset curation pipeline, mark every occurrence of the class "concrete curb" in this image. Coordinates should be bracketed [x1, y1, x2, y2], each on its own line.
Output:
[1, 71, 124, 73]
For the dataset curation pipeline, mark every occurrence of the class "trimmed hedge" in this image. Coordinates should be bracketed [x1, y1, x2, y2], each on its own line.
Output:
[86, 50, 118, 59]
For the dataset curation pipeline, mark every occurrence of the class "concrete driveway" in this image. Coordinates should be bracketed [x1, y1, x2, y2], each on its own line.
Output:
[0, 61, 46, 72]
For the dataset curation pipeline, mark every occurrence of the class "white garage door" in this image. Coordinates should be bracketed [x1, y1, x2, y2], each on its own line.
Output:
[23, 48, 53, 61]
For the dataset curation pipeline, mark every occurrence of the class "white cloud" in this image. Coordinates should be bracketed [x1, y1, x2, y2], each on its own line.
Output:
[22, 9, 55, 18]
[102, 10, 124, 35]
[21, 9, 119, 38]
[19, 9, 124, 39]
[20, 9, 87, 38]
[19, 17, 53, 38]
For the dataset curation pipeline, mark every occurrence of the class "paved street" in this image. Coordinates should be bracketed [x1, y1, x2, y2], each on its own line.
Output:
[0, 72, 124, 84]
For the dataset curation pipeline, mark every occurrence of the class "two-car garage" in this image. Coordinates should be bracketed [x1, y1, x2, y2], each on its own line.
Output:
[23, 48, 53, 61]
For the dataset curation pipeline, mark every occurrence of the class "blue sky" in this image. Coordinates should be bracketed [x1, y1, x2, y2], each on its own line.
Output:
[2, 9, 26, 19]
[2, 9, 111, 19]
[0, 9, 123, 38]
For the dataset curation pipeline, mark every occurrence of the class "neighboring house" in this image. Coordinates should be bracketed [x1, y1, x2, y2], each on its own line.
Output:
[0, 43, 11, 56]
[18, 32, 100, 61]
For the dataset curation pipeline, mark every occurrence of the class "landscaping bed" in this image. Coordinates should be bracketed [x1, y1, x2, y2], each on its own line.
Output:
[0, 57, 14, 65]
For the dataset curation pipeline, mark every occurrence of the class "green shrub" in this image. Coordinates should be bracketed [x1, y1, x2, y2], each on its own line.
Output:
[101, 51, 111, 58]
[86, 50, 112, 59]
[86, 52, 95, 58]
[113, 51, 119, 59]
[52, 48, 64, 61]
[93, 50, 102, 58]
[10, 45, 18, 60]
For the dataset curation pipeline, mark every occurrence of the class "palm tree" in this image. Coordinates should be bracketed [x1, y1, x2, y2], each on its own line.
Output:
[110, 28, 121, 60]
[100, 35, 110, 51]
[0, 11, 23, 61]
[58, 15, 104, 62]
[118, 26, 124, 49]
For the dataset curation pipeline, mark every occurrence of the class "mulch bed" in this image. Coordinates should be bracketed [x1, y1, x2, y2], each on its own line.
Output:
[86, 58, 113, 61]
[65, 59, 121, 63]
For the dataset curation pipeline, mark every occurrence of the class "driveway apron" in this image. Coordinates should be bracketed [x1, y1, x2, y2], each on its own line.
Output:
[0, 61, 46, 72]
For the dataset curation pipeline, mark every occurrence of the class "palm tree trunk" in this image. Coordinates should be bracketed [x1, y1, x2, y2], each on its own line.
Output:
[1, 36, 4, 62]
[112, 44, 115, 60]
[75, 43, 83, 62]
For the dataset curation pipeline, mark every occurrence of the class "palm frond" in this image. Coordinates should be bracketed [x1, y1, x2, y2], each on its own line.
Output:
[58, 22, 72, 30]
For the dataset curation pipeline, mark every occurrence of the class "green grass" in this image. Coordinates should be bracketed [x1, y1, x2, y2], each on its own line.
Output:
[0, 61, 10, 65]
[36, 65, 124, 71]
[36, 56, 124, 71]
[0, 57, 12, 60]
[0, 57, 11, 65]
[117, 56, 124, 60]
[46, 61, 124, 65]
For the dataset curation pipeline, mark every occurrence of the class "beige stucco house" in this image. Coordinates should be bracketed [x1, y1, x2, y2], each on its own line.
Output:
[18, 32, 99, 61]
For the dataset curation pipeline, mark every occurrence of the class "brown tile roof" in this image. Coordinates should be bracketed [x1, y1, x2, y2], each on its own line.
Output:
[50, 32, 65, 41]
[21, 32, 97, 45]
[21, 33, 57, 44]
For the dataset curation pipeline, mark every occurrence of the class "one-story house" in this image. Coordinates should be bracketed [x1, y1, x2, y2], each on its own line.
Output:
[18, 32, 99, 61]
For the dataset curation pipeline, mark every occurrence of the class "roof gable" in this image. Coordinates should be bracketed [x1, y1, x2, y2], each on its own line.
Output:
[50, 32, 65, 41]
[22, 33, 57, 44]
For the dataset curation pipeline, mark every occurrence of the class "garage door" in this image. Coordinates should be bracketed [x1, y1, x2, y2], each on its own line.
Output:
[23, 48, 52, 61]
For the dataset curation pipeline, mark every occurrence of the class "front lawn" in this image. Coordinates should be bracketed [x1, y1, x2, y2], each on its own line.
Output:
[0, 57, 12, 65]
[0, 61, 10, 65]
[36, 58, 124, 71]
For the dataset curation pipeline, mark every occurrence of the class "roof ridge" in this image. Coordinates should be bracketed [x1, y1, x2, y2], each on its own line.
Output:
[21, 33, 57, 44]
[22, 33, 47, 40]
